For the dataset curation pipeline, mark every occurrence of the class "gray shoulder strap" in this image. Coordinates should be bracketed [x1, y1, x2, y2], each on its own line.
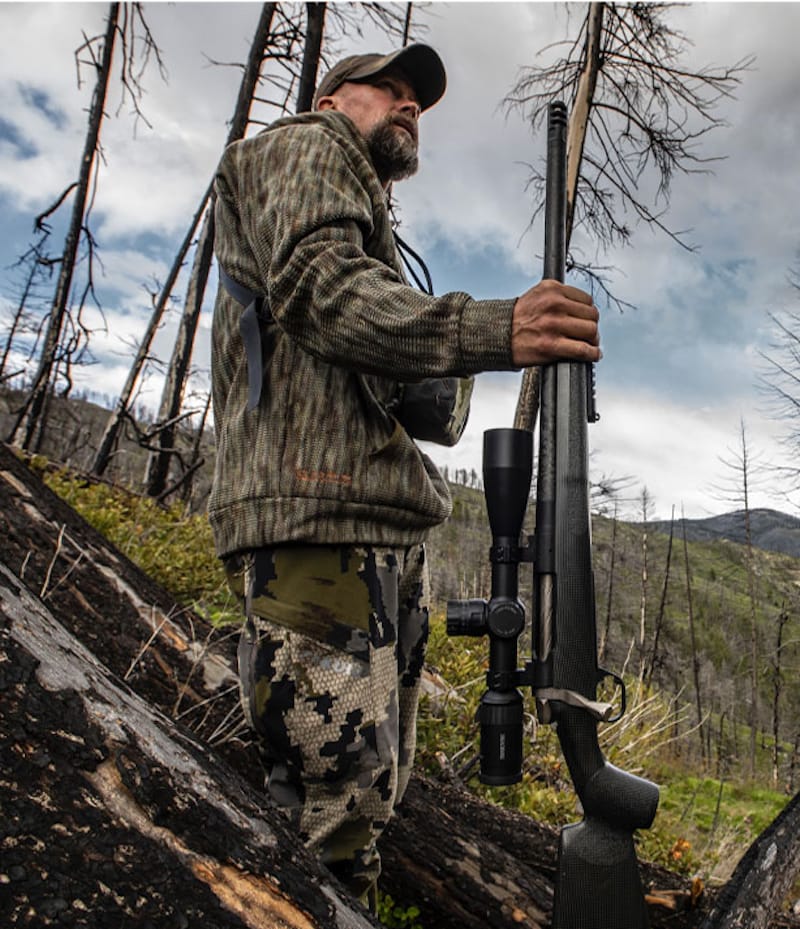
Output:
[218, 266, 272, 412]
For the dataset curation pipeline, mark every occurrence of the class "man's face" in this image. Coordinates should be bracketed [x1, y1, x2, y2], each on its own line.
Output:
[317, 68, 421, 185]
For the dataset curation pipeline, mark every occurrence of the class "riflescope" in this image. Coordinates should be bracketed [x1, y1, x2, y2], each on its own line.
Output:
[447, 427, 534, 785]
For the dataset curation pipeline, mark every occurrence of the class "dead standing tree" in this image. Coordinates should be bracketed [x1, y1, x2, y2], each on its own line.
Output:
[91, 181, 215, 478]
[645, 504, 676, 686]
[598, 497, 619, 662]
[93, 2, 327, 484]
[9, 4, 120, 453]
[771, 605, 791, 789]
[295, 2, 327, 114]
[681, 503, 707, 767]
[142, 3, 294, 499]
[504, 1, 752, 430]
[9, 3, 165, 453]
[638, 486, 653, 683]
[143, 2, 343, 499]
[0, 241, 54, 386]
[712, 418, 767, 779]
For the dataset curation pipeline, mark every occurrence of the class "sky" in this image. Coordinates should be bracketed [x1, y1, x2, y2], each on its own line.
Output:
[2, 1, 800, 521]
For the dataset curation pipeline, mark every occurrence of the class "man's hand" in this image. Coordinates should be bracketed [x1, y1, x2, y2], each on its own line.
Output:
[511, 279, 601, 366]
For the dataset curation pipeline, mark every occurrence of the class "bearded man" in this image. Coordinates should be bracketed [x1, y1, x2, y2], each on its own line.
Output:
[209, 44, 600, 907]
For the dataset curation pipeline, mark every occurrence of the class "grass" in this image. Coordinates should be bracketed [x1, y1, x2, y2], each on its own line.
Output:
[34, 460, 240, 627]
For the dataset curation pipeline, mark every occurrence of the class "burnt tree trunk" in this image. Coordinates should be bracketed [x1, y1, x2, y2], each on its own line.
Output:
[12, 4, 119, 452]
[0, 561, 377, 929]
[2, 442, 799, 929]
[91, 180, 214, 478]
[96, 4, 280, 483]
[682, 505, 706, 766]
[564, 1, 604, 246]
[647, 505, 675, 686]
[144, 2, 279, 498]
[143, 206, 215, 498]
[771, 607, 790, 788]
[598, 498, 618, 662]
[699, 789, 800, 929]
[296, 3, 327, 113]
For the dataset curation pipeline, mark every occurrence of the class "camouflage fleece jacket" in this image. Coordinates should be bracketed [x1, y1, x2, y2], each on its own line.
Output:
[209, 109, 517, 558]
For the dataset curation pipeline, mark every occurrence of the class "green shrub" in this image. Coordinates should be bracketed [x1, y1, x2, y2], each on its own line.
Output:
[377, 892, 424, 929]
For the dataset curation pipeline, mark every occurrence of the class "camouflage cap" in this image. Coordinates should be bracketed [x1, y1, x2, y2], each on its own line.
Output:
[313, 44, 446, 112]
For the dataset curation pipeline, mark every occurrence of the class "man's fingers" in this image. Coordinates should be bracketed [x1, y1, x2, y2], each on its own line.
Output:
[559, 282, 596, 308]
[528, 334, 601, 364]
[539, 278, 596, 310]
[555, 294, 600, 326]
[555, 308, 600, 344]
[511, 280, 602, 366]
[554, 336, 603, 362]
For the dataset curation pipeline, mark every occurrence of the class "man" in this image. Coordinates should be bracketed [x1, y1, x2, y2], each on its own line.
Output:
[209, 44, 600, 905]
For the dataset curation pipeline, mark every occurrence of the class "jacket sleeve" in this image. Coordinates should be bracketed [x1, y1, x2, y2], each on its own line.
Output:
[219, 116, 516, 381]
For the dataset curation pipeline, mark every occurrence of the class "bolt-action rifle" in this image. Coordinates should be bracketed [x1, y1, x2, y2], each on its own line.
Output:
[447, 102, 660, 928]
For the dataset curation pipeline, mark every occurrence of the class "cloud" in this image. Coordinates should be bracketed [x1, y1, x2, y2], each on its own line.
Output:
[2, 2, 800, 521]
[0, 3, 262, 239]
[426, 375, 791, 522]
[402, 4, 564, 267]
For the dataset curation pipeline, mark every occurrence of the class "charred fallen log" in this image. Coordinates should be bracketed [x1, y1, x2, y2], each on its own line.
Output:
[0, 558, 377, 929]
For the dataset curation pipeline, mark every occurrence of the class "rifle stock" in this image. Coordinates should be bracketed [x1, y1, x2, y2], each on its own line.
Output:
[447, 102, 659, 928]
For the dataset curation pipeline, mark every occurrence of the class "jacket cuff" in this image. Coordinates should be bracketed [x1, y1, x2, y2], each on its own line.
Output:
[458, 297, 517, 372]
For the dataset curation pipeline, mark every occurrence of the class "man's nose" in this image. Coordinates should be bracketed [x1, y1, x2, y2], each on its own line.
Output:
[398, 97, 421, 119]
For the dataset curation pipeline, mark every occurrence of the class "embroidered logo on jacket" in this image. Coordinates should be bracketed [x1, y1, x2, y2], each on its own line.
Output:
[295, 468, 353, 487]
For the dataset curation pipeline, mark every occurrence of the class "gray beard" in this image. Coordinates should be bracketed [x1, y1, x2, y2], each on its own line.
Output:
[366, 117, 419, 183]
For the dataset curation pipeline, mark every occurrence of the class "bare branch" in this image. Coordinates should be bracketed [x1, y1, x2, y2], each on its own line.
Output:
[505, 2, 752, 268]
[34, 183, 79, 235]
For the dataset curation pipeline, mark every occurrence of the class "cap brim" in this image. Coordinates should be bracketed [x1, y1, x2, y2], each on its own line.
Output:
[352, 44, 447, 111]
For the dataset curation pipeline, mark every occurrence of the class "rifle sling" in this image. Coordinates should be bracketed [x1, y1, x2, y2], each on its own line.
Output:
[219, 231, 433, 413]
[535, 687, 614, 722]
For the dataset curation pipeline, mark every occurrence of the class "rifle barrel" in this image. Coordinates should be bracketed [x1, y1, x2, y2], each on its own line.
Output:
[544, 101, 568, 282]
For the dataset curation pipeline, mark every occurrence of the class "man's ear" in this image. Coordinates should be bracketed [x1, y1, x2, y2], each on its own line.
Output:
[316, 95, 337, 112]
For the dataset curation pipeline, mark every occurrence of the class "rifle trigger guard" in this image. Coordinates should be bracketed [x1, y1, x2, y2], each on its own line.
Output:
[598, 667, 626, 723]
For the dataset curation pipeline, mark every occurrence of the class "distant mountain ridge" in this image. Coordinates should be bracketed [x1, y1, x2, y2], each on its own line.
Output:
[648, 508, 800, 558]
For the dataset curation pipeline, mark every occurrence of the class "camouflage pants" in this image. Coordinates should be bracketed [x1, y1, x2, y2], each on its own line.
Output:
[224, 543, 428, 900]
